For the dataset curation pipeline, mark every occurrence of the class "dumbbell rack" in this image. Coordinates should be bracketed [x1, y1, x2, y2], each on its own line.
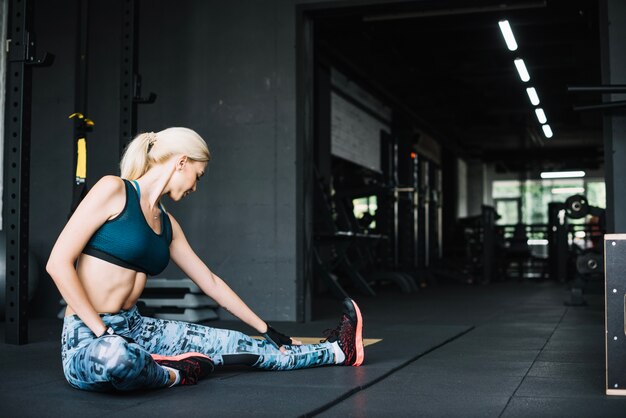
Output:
[138, 278, 219, 322]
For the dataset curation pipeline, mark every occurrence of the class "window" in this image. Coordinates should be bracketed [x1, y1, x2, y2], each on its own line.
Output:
[492, 178, 605, 225]
[494, 198, 521, 225]
[352, 196, 377, 229]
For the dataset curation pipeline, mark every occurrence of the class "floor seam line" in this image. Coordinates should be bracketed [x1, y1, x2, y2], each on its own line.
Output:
[300, 325, 476, 418]
[497, 306, 569, 418]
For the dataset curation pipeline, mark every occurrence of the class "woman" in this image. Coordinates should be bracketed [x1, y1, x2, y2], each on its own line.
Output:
[47, 127, 364, 392]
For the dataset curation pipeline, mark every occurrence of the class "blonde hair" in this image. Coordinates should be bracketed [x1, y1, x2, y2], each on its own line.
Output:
[120, 127, 211, 180]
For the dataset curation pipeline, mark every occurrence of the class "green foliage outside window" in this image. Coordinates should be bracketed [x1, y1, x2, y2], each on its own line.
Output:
[492, 179, 605, 226]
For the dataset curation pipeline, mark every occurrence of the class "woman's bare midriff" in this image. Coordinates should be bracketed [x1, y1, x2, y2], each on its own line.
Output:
[64, 254, 147, 316]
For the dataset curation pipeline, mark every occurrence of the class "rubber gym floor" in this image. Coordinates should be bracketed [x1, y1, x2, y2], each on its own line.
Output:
[2, 279, 625, 418]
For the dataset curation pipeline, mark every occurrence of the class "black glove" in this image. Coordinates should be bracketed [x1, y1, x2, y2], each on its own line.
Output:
[262, 325, 293, 350]
[98, 326, 136, 344]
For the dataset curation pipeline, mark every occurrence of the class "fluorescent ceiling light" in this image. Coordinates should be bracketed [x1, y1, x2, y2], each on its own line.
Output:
[535, 108, 547, 124]
[540, 171, 586, 179]
[551, 187, 585, 195]
[498, 20, 518, 51]
[514, 58, 530, 82]
[542, 124, 553, 138]
[526, 87, 540, 105]
[527, 239, 548, 246]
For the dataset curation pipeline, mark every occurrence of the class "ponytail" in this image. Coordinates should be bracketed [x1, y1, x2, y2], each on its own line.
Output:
[120, 132, 154, 179]
[120, 128, 210, 180]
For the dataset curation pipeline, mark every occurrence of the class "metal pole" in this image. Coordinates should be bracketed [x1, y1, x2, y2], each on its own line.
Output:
[436, 168, 443, 259]
[422, 160, 430, 267]
[482, 206, 494, 283]
[392, 139, 399, 268]
[412, 153, 419, 269]
[120, 0, 137, 156]
[4, 0, 31, 344]
[573, 100, 626, 112]
[567, 85, 626, 93]
[75, 1, 88, 119]
[69, 0, 90, 216]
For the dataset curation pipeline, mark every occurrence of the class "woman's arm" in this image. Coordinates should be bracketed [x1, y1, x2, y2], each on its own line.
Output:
[46, 176, 126, 336]
[168, 214, 269, 333]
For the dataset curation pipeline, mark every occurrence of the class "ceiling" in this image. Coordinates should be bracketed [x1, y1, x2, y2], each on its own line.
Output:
[314, 0, 604, 174]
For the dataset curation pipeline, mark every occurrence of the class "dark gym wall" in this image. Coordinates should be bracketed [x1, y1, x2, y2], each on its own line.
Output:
[137, 0, 300, 320]
[28, 0, 305, 320]
[29, 0, 125, 317]
[29, 0, 78, 318]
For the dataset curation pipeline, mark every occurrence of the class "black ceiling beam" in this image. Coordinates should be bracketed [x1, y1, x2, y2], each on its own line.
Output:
[573, 100, 626, 112]
[482, 146, 602, 163]
[362, 0, 546, 22]
[568, 85, 626, 112]
[568, 85, 626, 93]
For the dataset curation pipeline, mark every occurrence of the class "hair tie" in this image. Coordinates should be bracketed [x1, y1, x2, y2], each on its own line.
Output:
[146, 132, 157, 153]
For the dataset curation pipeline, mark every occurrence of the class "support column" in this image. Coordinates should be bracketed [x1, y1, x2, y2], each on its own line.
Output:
[601, 0, 626, 232]
[4, 0, 32, 344]
[119, 0, 137, 155]
[467, 160, 486, 217]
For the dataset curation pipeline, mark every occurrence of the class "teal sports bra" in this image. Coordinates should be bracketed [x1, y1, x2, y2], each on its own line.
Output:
[82, 179, 172, 275]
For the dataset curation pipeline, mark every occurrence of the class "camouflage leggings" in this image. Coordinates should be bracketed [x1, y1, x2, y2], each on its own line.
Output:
[61, 305, 336, 392]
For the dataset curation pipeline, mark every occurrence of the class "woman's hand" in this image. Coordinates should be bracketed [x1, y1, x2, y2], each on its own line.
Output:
[262, 325, 302, 353]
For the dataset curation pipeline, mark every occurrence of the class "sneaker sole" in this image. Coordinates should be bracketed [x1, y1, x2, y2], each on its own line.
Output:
[151, 352, 212, 362]
[348, 299, 364, 366]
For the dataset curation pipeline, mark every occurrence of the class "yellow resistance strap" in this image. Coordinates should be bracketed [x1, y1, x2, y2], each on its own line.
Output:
[76, 137, 86, 182]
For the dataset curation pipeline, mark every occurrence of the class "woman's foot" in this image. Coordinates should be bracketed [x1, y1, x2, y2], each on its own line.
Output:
[323, 298, 364, 366]
[152, 352, 214, 385]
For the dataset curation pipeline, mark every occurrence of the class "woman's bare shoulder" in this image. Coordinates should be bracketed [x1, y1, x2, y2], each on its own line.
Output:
[86, 175, 126, 199]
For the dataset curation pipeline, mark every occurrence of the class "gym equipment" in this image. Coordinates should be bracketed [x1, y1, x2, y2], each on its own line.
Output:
[502, 223, 548, 280]
[68, 0, 93, 216]
[604, 234, 626, 396]
[333, 192, 417, 293]
[4, 0, 54, 344]
[565, 194, 589, 219]
[419, 160, 430, 269]
[0, 231, 39, 319]
[381, 136, 430, 288]
[455, 205, 502, 284]
[481, 205, 498, 284]
[547, 202, 569, 283]
[548, 195, 606, 306]
[120, 0, 157, 155]
[433, 205, 502, 285]
[504, 224, 530, 279]
[313, 173, 377, 298]
[138, 278, 219, 322]
[576, 250, 602, 275]
[57, 277, 220, 321]
[69, 113, 94, 216]
[433, 167, 443, 260]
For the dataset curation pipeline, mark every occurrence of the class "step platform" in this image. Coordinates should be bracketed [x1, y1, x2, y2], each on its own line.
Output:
[138, 277, 219, 322]
[58, 278, 220, 322]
